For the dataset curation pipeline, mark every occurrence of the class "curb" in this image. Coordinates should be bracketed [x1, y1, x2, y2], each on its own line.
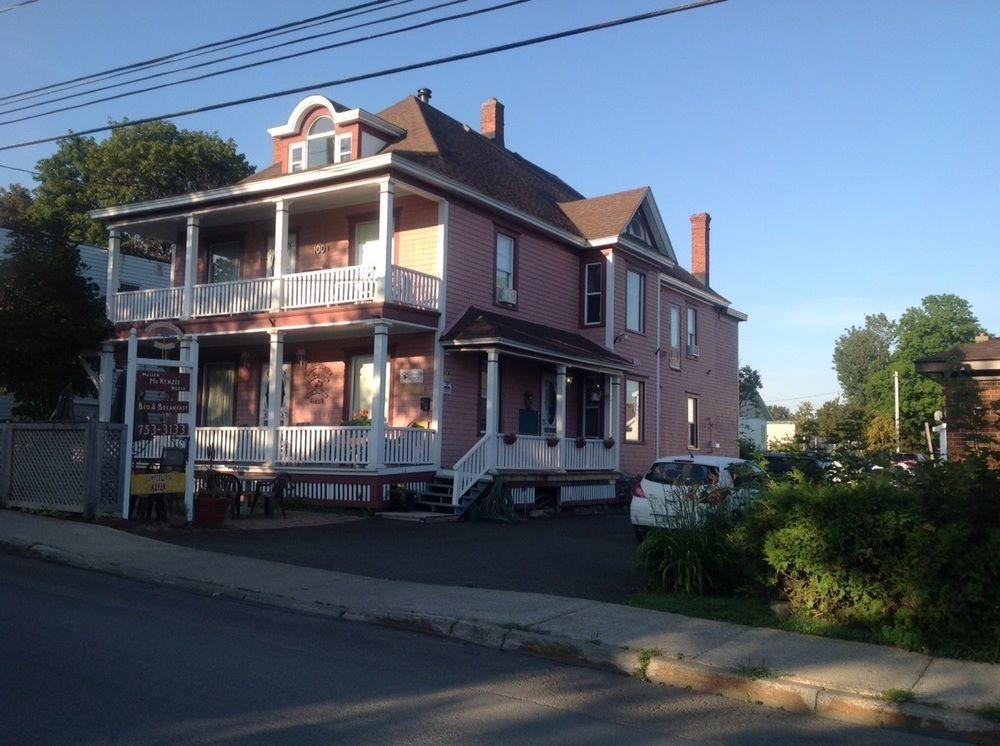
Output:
[4, 538, 998, 744]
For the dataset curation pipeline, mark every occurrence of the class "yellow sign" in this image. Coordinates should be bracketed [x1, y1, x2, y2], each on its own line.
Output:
[131, 472, 186, 495]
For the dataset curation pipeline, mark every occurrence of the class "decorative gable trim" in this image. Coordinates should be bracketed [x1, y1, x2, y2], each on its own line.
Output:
[267, 95, 404, 139]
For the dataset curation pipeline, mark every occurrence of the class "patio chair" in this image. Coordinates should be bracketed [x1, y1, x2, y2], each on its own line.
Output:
[249, 473, 292, 518]
[203, 471, 244, 518]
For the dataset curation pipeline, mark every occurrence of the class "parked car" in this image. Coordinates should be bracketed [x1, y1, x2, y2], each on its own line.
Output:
[762, 452, 827, 483]
[630, 455, 765, 540]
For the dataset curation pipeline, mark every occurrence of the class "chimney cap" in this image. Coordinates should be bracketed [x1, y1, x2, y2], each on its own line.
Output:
[416, 87, 432, 103]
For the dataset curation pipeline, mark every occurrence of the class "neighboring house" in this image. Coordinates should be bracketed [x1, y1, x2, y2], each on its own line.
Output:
[766, 420, 797, 450]
[916, 334, 999, 461]
[89, 90, 746, 510]
[0, 228, 169, 421]
[739, 389, 771, 451]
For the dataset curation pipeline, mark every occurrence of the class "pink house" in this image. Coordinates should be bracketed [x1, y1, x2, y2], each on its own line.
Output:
[91, 90, 745, 513]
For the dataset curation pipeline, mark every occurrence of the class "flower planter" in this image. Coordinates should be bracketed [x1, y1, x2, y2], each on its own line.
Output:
[603, 438, 615, 449]
[194, 496, 229, 529]
[574, 437, 587, 449]
[502, 433, 518, 445]
[545, 437, 560, 448]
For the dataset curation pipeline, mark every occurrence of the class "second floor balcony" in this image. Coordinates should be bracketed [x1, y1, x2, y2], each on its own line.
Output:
[111, 263, 440, 323]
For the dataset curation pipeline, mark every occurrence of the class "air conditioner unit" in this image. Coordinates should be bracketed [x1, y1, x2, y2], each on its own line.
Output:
[686, 343, 700, 358]
[496, 287, 518, 305]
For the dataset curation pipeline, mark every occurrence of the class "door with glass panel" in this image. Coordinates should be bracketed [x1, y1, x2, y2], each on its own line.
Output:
[201, 364, 235, 426]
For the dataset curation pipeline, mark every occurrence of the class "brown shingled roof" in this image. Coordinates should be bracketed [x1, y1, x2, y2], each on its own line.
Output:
[557, 188, 649, 240]
[239, 163, 281, 184]
[442, 306, 633, 369]
[919, 337, 1000, 364]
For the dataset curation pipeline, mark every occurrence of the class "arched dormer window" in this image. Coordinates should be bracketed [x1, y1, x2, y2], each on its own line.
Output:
[306, 116, 335, 168]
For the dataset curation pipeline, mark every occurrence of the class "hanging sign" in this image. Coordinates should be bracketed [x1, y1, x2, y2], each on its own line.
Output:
[131, 472, 186, 496]
[137, 400, 190, 414]
[134, 423, 189, 438]
[138, 371, 190, 392]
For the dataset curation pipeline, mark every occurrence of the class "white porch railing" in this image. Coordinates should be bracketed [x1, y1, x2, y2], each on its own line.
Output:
[283, 265, 378, 309]
[278, 426, 370, 465]
[391, 266, 440, 311]
[113, 286, 183, 322]
[197, 427, 270, 463]
[563, 438, 617, 471]
[452, 434, 493, 503]
[384, 426, 435, 465]
[192, 277, 271, 317]
[496, 434, 562, 471]
[112, 264, 441, 322]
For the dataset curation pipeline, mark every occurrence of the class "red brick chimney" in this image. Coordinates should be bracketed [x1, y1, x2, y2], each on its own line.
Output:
[481, 97, 505, 147]
[690, 212, 711, 286]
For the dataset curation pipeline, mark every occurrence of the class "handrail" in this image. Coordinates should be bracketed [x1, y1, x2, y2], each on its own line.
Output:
[451, 433, 494, 504]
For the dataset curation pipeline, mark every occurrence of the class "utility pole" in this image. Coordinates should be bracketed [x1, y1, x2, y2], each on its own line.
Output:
[893, 370, 900, 453]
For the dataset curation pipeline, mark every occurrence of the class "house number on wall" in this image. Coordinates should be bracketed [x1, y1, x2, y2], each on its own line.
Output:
[314, 242, 330, 255]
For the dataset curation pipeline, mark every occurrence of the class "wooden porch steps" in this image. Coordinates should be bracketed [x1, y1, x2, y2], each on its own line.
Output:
[411, 473, 490, 517]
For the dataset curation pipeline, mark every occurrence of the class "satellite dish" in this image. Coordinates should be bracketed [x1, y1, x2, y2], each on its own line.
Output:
[933, 410, 944, 423]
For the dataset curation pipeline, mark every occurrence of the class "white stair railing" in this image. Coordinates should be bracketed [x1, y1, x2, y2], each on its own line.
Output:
[451, 434, 495, 505]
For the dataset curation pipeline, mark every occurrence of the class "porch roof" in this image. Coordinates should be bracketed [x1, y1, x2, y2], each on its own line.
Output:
[441, 307, 633, 372]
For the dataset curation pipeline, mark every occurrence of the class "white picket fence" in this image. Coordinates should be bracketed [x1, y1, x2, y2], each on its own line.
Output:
[112, 264, 441, 322]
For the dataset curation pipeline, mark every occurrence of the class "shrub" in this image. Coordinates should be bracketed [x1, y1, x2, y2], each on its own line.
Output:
[748, 456, 1000, 660]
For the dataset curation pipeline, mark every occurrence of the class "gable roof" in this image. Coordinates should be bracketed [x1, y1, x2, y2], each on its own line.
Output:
[441, 306, 633, 370]
[557, 188, 649, 240]
[917, 337, 1000, 371]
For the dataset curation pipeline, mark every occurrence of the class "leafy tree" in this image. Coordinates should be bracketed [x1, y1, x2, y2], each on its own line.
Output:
[816, 398, 867, 448]
[793, 401, 820, 448]
[738, 365, 762, 405]
[0, 183, 33, 229]
[29, 121, 254, 257]
[866, 295, 984, 445]
[0, 227, 111, 418]
[865, 411, 897, 454]
[767, 404, 792, 420]
[832, 313, 896, 407]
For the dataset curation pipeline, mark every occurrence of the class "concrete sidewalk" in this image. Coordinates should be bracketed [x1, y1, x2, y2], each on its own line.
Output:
[2, 511, 997, 743]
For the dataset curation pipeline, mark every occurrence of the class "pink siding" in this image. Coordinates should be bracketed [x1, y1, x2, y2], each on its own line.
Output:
[441, 350, 481, 467]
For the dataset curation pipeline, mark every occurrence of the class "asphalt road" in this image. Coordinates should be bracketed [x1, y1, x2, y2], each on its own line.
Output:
[0, 553, 945, 745]
[142, 512, 643, 602]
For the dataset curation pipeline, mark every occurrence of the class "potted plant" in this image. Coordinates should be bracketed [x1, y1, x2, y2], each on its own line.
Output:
[502, 432, 518, 445]
[574, 436, 587, 449]
[545, 436, 560, 448]
[603, 437, 615, 449]
[345, 409, 372, 426]
[194, 475, 230, 529]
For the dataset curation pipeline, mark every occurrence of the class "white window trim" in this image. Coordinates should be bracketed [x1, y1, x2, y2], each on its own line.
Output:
[626, 269, 645, 333]
[687, 396, 699, 448]
[288, 143, 305, 173]
[336, 133, 353, 163]
[583, 261, 602, 326]
[687, 307, 698, 348]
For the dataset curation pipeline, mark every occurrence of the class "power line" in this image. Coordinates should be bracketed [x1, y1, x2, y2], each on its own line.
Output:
[0, 0, 520, 127]
[0, 162, 40, 176]
[0, 0, 394, 104]
[0, 0, 469, 121]
[765, 392, 840, 403]
[0, 0, 727, 153]
[0, 0, 38, 14]
[0, 0, 419, 110]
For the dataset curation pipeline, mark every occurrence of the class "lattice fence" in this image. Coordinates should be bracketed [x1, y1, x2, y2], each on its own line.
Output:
[0, 422, 126, 515]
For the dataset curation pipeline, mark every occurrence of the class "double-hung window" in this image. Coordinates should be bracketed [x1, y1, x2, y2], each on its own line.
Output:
[669, 304, 681, 368]
[687, 396, 699, 449]
[495, 232, 516, 305]
[337, 134, 353, 163]
[583, 262, 602, 325]
[686, 308, 698, 357]
[626, 270, 644, 332]
[288, 143, 305, 173]
[625, 380, 643, 442]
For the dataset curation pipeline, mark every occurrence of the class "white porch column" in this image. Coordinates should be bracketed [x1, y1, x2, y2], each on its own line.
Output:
[603, 374, 615, 439]
[368, 322, 390, 470]
[270, 199, 289, 312]
[485, 349, 500, 469]
[555, 365, 567, 469]
[266, 330, 284, 464]
[610, 375, 622, 468]
[181, 336, 200, 523]
[375, 180, 395, 303]
[105, 228, 121, 321]
[181, 215, 200, 320]
[98, 343, 114, 422]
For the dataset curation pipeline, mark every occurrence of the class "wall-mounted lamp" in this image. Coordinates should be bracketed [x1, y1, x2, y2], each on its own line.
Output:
[613, 331, 629, 345]
[296, 349, 308, 369]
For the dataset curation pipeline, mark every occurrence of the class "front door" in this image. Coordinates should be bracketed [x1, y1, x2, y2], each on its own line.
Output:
[541, 371, 557, 435]
[353, 220, 381, 267]
[581, 375, 603, 439]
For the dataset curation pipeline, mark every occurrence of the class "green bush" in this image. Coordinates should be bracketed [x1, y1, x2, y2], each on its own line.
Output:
[747, 457, 1000, 660]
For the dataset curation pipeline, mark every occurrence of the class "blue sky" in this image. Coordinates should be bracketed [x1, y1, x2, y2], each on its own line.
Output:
[1, 0, 997, 408]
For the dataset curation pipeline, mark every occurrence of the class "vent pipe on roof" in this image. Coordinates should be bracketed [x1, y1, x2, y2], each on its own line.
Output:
[481, 97, 505, 148]
[417, 88, 432, 103]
